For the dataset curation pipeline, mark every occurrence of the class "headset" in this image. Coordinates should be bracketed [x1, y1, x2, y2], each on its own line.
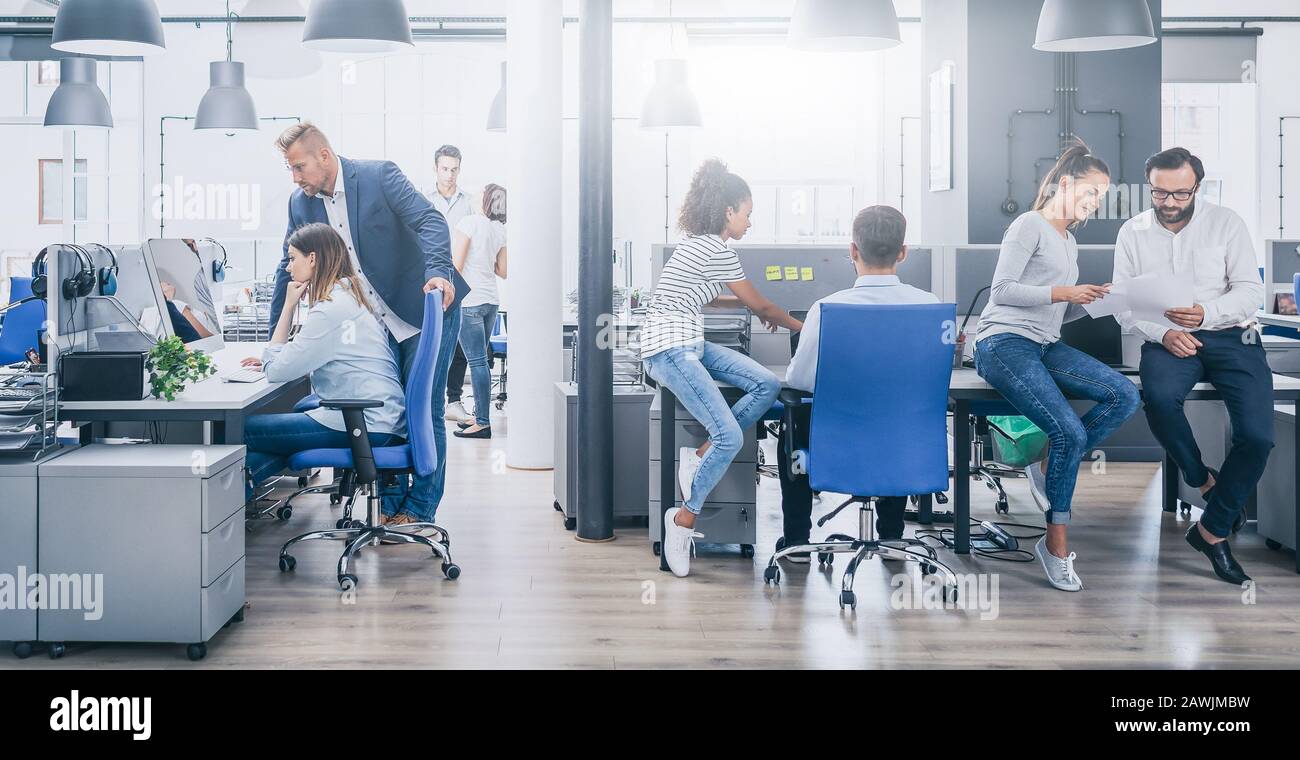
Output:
[201, 238, 229, 283]
[31, 244, 97, 301]
[85, 243, 119, 297]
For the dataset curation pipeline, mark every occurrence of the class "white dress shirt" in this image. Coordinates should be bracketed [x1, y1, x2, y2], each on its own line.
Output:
[430, 186, 473, 232]
[1113, 199, 1265, 344]
[316, 176, 419, 343]
[786, 274, 939, 393]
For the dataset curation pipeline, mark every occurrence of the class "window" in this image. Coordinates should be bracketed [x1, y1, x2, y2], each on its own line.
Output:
[38, 159, 89, 225]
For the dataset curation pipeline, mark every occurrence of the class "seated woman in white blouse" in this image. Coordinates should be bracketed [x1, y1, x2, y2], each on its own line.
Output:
[239, 223, 407, 505]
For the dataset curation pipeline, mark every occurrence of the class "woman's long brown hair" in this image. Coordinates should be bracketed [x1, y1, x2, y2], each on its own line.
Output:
[285, 222, 373, 313]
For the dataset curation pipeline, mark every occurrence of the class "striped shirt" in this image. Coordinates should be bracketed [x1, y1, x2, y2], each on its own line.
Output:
[640, 234, 747, 359]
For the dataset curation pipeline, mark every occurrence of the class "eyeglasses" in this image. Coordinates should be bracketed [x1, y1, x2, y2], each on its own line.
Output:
[1151, 186, 1198, 202]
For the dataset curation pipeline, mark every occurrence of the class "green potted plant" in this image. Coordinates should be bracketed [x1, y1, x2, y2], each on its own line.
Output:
[146, 337, 217, 401]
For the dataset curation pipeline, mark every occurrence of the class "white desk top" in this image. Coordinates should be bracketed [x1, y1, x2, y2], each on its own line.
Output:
[60, 343, 291, 412]
[1258, 311, 1300, 329]
[949, 368, 1300, 395]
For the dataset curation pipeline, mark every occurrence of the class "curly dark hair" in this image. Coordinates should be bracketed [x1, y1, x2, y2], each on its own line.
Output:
[678, 159, 752, 236]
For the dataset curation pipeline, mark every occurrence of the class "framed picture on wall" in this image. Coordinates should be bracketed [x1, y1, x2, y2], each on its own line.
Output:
[35, 60, 60, 86]
[929, 62, 955, 193]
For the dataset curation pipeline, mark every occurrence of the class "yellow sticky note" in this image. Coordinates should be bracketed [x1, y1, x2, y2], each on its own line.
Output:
[785, 266, 800, 281]
[801, 267, 815, 282]
[765, 266, 783, 281]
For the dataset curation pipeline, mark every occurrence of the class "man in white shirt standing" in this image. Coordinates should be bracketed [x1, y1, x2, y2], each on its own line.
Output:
[777, 206, 938, 562]
[1114, 147, 1272, 587]
[429, 145, 476, 422]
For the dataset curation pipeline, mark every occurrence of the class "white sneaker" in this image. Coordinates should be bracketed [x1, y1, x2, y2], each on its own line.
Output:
[1034, 536, 1082, 592]
[445, 400, 471, 422]
[1024, 461, 1050, 513]
[663, 507, 703, 578]
[678, 447, 702, 503]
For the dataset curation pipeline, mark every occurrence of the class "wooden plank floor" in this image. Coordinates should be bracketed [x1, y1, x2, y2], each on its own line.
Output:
[7, 418, 1299, 669]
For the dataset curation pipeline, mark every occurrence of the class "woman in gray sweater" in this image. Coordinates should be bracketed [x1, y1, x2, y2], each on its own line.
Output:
[974, 141, 1141, 592]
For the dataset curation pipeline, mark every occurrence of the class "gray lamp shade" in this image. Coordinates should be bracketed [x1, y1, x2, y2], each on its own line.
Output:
[640, 59, 702, 129]
[196, 62, 260, 132]
[51, 0, 166, 57]
[789, 0, 901, 52]
[486, 62, 506, 132]
[1034, 0, 1157, 53]
[302, 0, 414, 54]
[44, 58, 113, 129]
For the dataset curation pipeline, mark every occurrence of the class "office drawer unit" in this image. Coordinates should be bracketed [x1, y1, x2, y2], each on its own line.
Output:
[649, 393, 759, 558]
[0, 448, 73, 659]
[36, 445, 248, 661]
[1259, 407, 1297, 557]
[553, 383, 655, 530]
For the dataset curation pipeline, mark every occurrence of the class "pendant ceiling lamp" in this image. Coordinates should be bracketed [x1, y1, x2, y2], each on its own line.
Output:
[44, 57, 113, 129]
[1034, 0, 1157, 53]
[788, 0, 902, 52]
[302, 0, 414, 54]
[196, 2, 260, 133]
[51, 0, 166, 57]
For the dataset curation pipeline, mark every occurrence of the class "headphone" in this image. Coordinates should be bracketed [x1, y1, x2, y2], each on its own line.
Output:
[85, 243, 119, 297]
[202, 238, 229, 283]
[32, 244, 97, 301]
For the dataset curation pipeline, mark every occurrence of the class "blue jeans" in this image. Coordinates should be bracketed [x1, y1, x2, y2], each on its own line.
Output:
[243, 413, 401, 502]
[974, 333, 1141, 524]
[382, 304, 463, 521]
[1140, 328, 1275, 538]
[643, 342, 781, 514]
[457, 303, 500, 427]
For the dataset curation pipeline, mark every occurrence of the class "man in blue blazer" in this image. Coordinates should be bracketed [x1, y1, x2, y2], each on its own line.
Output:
[273, 122, 471, 524]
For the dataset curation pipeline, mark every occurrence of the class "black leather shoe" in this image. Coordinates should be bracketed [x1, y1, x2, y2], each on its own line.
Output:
[1185, 523, 1252, 585]
[453, 426, 492, 439]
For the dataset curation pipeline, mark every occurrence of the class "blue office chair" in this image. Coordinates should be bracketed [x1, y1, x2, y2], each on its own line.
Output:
[764, 303, 961, 610]
[0, 277, 47, 364]
[489, 311, 507, 410]
[277, 291, 460, 591]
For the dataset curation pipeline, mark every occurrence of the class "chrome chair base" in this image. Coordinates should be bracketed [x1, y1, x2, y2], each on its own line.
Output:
[762, 497, 960, 611]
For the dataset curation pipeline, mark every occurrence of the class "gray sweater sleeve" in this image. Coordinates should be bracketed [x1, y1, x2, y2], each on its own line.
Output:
[990, 229, 1054, 308]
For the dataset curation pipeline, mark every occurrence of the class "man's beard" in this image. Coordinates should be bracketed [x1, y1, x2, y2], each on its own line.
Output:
[1157, 198, 1195, 225]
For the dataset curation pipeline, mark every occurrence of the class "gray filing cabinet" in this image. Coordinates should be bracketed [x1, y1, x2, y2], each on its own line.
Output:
[0, 448, 74, 658]
[37, 444, 247, 661]
[1259, 407, 1297, 560]
[648, 392, 759, 557]
[553, 382, 655, 529]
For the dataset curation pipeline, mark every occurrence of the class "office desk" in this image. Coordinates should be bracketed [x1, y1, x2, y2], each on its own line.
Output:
[61, 343, 311, 445]
[1258, 312, 1300, 331]
[657, 366, 1300, 573]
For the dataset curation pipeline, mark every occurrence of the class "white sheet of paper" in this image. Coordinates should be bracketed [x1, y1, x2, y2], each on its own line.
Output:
[1081, 272, 1196, 329]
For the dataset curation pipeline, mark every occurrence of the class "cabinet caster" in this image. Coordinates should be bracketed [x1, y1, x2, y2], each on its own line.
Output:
[13, 642, 33, 659]
[442, 563, 461, 580]
[553, 500, 562, 513]
[187, 643, 207, 662]
[48, 642, 66, 660]
[231, 606, 246, 624]
[1266, 539, 1283, 552]
[652, 542, 662, 557]
[278, 555, 297, 573]
[817, 553, 833, 567]
[338, 574, 358, 592]
[763, 565, 781, 585]
[839, 591, 857, 610]
[995, 499, 1009, 515]
[740, 544, 755, 559]
[276, 505, 293, 522]
[563, 517, 577, 531]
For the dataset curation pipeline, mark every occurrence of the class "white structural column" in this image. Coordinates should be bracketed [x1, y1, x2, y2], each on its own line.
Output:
[505, 0, 564, 469]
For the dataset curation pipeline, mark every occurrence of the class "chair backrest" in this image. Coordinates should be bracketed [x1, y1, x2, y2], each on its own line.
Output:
[0, 277, 47, 364]
[808, 303, 956, 498]
[405, 291, 444, 478]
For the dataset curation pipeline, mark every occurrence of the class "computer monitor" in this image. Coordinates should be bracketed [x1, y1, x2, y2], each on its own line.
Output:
[1060, 314, 1125, 368]
[144, 239, 225, 353]
[82, 245, 170, 353]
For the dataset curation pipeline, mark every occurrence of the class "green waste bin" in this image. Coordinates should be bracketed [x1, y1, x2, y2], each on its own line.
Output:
[987, 415, 1047, 468]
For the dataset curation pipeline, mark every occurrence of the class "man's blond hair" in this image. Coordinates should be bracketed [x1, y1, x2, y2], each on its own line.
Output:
[275, 121, 331, 154]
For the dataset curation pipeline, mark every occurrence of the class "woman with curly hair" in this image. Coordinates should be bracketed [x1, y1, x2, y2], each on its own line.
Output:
[642, 159, 803, 577]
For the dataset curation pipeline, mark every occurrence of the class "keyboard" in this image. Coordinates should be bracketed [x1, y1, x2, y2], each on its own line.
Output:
[0, 387, 41, 400]
[221, 369, 266, 384]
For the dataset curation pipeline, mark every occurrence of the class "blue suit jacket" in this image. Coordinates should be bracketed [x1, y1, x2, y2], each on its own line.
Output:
[271, 157, 470, 328]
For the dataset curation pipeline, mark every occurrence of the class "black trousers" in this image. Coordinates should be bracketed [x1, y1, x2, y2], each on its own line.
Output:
[446, 343, 468, 403]
[1139, 327, 1275, 539]
[776, 404, 906, 544]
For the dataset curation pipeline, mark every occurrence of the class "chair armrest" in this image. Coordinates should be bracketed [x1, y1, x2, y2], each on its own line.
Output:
[779, 388, 813, 407]
[318, 398, 385, 410]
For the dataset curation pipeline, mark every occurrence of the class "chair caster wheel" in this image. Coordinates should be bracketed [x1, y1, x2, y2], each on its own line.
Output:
[330, 493, 343, 505]
[13, 642, 33, 659]
[187, 643, 207, 662]
[839, 591, 857, 610]
[935, 492, 949, 505]
[48, 643, 66, 660]
[740, 544, 755, 559]
[276, 506, 293, 521]
[763, 566, 781, 585]
[336, 518, 349, 530]
[995, 499, 1009, 515]
[921, 562, 938, 576]
[298, 476, 310, 488]
[1266, 539, 1283, 551]
[338, 574, 358, 592]
[652, 542, 661, 557]
[943, 585, 959, 604]
[553, 500, 562, 513]
[278, 555, 297, 573]
[817, 553, 833, 566]
[442, 563, 461, 580]
[563, 517, 577, 531]
[1179, 502, 1192, 516]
